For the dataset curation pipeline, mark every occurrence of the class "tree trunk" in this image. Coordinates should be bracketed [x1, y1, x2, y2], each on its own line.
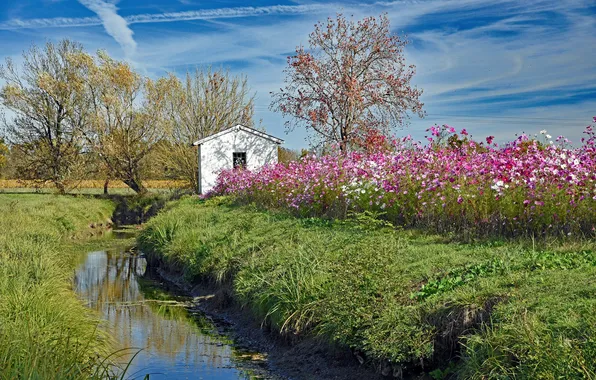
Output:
[103, 178, 109, 195]
[55, 180, 66, 195]
[124, 178, 147, 195]
[339, 140, 347, 153]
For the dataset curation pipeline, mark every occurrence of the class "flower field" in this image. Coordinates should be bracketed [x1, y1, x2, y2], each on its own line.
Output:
[212, 120, 596, 238]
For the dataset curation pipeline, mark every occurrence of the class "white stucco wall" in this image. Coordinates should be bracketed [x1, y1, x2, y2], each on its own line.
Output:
[200, 128, 279, 193]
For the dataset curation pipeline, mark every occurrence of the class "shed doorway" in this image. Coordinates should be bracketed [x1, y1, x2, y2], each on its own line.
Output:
[233, 152, 247, 168]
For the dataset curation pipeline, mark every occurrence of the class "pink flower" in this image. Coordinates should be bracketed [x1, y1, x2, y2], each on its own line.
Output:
[461, 129, 468, 136]
[209, 126, 595, 238]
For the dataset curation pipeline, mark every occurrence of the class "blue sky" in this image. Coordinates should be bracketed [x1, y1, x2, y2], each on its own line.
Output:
[1, 0, 595, 149]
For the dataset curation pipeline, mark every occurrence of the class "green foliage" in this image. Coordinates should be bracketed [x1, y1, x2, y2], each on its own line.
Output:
[139, 197, 596, 378]
[343, 210, 395, 230]
[412, 250, 596, 301]
[0, 194, 118, 379]
[111, 194, 167, 225]
[429, 362, 457, 379]
[411, 258, 507, 301]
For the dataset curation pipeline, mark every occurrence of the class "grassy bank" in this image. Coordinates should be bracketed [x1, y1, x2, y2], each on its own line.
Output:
[0, 194, 116, 379]
[139, 196, 596, 379]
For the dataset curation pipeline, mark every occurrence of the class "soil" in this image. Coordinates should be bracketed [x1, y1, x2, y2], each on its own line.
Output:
[150, 266, 403, 380]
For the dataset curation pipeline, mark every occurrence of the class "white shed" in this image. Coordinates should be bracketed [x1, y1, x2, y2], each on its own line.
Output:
[192, 124, 284, 194]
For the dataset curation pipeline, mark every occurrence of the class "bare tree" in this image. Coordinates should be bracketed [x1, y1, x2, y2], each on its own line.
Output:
[0, 40, 90, 193]
[157, 67, 255, 191]
[271, 13, 425, 152]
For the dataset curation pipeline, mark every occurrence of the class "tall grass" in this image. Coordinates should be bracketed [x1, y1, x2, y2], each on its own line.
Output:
[0, 194, 120, 379]
[139, 196, 596, 378]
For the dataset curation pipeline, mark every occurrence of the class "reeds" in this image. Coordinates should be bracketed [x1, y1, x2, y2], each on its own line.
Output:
[0, 194, 121, 379]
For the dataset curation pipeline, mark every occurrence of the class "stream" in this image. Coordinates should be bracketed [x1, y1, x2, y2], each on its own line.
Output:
[73, 237, 276, 380]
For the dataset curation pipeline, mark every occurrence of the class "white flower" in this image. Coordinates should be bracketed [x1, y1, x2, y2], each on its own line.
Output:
[546, 134, 552, 139]
[540, 129, 547, 135]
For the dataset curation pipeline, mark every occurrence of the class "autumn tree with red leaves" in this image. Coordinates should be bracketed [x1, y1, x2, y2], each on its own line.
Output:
[271, 13, 425, 153]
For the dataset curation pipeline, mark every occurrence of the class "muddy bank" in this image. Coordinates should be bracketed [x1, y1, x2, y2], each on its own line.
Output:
[152, 267, 413, 380]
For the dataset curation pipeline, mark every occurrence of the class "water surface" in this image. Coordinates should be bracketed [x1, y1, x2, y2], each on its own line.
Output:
[74, 244, 273, 380]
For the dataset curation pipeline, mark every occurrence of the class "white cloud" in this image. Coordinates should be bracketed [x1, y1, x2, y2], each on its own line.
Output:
[77, 0, 137, 58]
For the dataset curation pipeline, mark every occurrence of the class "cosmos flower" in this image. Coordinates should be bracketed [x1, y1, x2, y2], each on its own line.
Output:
[209, 121, 596, 236]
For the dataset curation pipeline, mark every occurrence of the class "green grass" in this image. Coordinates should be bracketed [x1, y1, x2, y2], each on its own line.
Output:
[139, 196, 596, 379]
[0, 194, 122, 379]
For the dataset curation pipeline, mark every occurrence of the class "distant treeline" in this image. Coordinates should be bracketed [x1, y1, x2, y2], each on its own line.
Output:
[0, 40, 258, 194]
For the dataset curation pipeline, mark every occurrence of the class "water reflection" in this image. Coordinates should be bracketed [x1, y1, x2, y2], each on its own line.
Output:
[74, 249, 269, 379]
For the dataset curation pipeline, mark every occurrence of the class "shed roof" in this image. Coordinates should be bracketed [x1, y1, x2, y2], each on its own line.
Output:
[192, 125, 284, 146]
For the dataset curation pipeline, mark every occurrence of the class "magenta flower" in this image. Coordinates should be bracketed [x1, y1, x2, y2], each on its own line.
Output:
[209, 120, 596, 238]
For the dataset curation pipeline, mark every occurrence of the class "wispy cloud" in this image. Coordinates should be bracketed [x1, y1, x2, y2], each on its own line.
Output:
[0, 16, 102, 29]
[77, 0, 136, 58]
[0, 3, 334, 30]
[125, 4, 331, 24]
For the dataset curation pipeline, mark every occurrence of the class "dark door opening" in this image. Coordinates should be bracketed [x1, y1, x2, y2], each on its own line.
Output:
[233, 152, 247, 168]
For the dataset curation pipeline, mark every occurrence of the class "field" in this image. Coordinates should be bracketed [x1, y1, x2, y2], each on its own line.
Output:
[0, 179, 189, 195]
[139, 196, 596, 379]
[0, 194, 118, 379]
